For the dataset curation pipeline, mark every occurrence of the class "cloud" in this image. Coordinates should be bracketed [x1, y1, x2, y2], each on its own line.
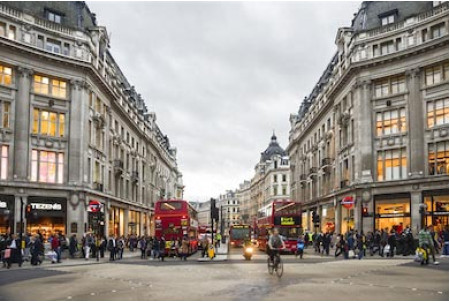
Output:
[87, 1, 360, 201]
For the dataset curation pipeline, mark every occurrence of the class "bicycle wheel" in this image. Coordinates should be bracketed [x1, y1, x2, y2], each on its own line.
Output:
[275, 257, 283, 278]
[267, 257, 274, 275]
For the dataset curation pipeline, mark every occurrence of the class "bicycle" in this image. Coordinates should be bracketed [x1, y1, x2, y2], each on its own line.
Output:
[267, 248, 283, 278]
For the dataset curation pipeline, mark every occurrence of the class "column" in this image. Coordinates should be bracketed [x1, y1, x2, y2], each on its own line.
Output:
[67, 192, 86, 239]
[355, 80, 374, 182]
[335, 199, 341, 234]
[14, 195, 26, 234]
[13, 67, 33, 181]
[123, 208, 129, 236]
[407, 68, 425, 178]
[140, 211, 145, 236]
[410, 190, 422, 235]
[68, 80, 86, 185]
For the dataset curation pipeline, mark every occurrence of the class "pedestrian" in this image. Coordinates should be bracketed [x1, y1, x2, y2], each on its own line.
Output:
[322, 232, 331, 256]
[51, 233, 62, 263]
[380, 228, 388, 257]
[441, 225, 449, 257]
[117, 236, 125, 260]
[201, 236, 208, 258]
[23, 233, 31, 262]
[181, 236, 190, 261]
[216, 233, 222, 248]
[159, 237, 166, 262]
[6, 234, 23, 269]
[387, 229, 396, 258]
[304, 231, 309, 248]
[69, 234, 77, 259]
[146, 237, 153, 259]
[30, 235, 43, 266]
[296, 235, 305, 259]
[139, 237, 147, 259]
[152, 237, 160, 260]
[84, 233, 93, 260]
[335, 234, 343, 257]
[107, 235, 116, 261]
[99, 236, 107, 258]
[418, 225, 439, 265]
[356, 233, 364, 260]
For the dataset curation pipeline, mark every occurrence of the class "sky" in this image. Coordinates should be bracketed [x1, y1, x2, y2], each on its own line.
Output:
[88, 1, 361, 202]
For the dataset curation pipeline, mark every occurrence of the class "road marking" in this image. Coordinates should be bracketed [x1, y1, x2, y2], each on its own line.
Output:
[438, 291, 443, 294]
[412, 288, 417, 291]
[112, 290, 116, 293]
[90, 293, 95, 296]
[67, 296, 72, 300]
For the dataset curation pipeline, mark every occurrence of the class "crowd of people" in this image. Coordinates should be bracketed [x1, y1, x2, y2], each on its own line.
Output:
[299, 224, 449, 264]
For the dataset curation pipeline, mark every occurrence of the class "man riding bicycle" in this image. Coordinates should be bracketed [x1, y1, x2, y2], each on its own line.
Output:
[268, 228, 286, 264]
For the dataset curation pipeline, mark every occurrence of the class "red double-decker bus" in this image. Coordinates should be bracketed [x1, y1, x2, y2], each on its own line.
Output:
[154, 200, 199, 255]
[229, 224, 251, 248]
[256, 200, 302, 253]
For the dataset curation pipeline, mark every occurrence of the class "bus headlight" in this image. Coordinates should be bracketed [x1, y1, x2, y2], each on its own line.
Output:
[245, 247, 253, 254]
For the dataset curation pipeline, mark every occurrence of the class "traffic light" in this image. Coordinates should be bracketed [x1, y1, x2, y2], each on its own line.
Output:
[362, 206, 369, 217]
[311, 211, 320, 224]
[210, 198, 219, 220]
[25, 204, 32, 218]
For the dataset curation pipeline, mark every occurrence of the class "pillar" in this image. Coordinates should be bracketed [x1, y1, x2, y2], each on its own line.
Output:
[123, 208, 129, 236]
[410, 190, 422, 235]
[355, 80, 373, 183]
[335, 198, 342, 234]
[13, 67, 32, 181]
[407, 68, 425, 178]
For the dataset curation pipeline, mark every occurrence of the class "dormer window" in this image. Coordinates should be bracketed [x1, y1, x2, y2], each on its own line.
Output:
[379, 9, 397, 26]
[46, 10, 62, 24]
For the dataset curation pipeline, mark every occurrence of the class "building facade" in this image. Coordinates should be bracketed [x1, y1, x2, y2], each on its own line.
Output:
[236, 180, 251, 224]
[218, 190, 240, 234]
[0, 2, 184, 240]
[246, 133, 290, 226]
[288, 1, 449, 235]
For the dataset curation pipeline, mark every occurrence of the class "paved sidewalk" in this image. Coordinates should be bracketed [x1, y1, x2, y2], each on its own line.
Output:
[197, 242, 229, 262]
[0, 250, 141, 271]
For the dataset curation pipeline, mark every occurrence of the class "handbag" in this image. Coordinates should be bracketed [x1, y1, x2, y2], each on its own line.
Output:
[4, 248, 11, 259]
[348, 250, 355, 258]
[384, 244, 391, 255]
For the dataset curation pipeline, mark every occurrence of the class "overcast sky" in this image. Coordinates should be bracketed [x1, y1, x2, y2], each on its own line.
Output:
[88, 1, 360, 202]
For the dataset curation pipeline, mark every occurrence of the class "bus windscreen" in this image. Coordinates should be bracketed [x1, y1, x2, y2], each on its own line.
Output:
[230, 227, 250, 240]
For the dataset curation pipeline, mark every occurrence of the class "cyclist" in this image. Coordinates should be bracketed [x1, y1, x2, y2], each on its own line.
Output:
[268, 228, 286, 264]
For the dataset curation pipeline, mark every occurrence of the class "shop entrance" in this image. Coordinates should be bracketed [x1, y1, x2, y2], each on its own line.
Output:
[424, 190, 449, 233]
[374, 194, 411, 232]
[0, 195, 15, 234]
[27, 197, 66, 242]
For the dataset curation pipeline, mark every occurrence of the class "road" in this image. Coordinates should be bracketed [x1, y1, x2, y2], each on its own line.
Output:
[0, 247, 448, 301]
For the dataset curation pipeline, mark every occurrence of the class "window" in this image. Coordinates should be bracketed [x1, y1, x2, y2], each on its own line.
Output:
[37, 35, 44, 49]
[32, 109, 65, 137]
[428, 141, 449, 175]
[380, 41, 395, 55]
[0, 22, 5, 37]
[431, 22, 446, 39]
[0, 145, 8, 180]
[282, 174, 287, 182]
[62, 43, 70, 56]
[273, 175, 278, 183]
[8, 25, 15, 40]
[376, 108, 406, 136]
[425, 62, 448, 86]
[46, 38, 61, 54]
[31, 150, 64, 183]
[33, 75, 67, 98]
[1, 102, 10, 129]
[427, 98, 449, 128]
[273, 186, 278, 196]
[377, 148, 407, 181]
[0, 64, 12, 86]
[47, 11, 62, 24]
[381, 14, 395, 26]
[374, 75, 405, 97]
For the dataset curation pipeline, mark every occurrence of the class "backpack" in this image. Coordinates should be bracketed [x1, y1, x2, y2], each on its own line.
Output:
[271, 235, 282, 248]
[107, 239, 114, 250]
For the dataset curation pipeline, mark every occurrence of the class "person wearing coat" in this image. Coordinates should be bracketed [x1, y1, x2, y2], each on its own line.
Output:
[6, 234, 22, 269]
[181, 236, 190, 261]
[69, 234, 78, 259]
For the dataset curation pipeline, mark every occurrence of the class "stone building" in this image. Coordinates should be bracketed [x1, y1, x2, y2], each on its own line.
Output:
[236, 180, 251, 224]
[288, 1, 448, 235]
[218, 190, 240, 234]
[0, 2, 184, 240]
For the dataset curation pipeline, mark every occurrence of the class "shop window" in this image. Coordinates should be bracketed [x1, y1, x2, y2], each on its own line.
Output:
[0, 145, 8, 180]
[427, 98, 449, 128]
[1, 101, 10, 129]
[375, 196, 411, 232]
[428, 141, 449, 175]
[374, 75, 405, 98]
[30, 150, 64, 184]
[33, 75, 67, 98]
[376, 108, 406, 136]
[32, 109, 65, 137]
[377, 148, 407, 181]
[0, 64, 12, 86]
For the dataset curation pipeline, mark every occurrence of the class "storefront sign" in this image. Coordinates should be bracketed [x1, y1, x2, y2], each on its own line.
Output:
[31, 203, 62, 211]
[341, 197, 355, 209]
[434, 211, 449, 216]
[376, 213, 410, 218]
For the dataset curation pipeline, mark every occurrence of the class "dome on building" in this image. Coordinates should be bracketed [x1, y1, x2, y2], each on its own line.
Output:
[260, 132, 287, 162]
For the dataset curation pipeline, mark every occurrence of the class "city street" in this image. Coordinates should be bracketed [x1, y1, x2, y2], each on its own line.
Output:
[0, 248, 448, 301]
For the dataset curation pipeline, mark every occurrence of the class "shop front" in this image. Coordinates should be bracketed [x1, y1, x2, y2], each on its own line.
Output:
[424, 190, 449, 233]
[374, 194, 411, 232]
[27, 196, 67, 241]
[301, 211, 309, 231]
[321, 204, 335, 233]
[108, 206, 124, 237]
[87, 200, 105, 236]
[0, 195, 15, 234]
[128, 210, 141, 236]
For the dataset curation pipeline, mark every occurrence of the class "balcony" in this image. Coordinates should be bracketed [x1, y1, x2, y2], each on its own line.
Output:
[309, 167, 319, 174]
[340, 179, 350, 189]
[93, 182, 103, 192]
[114, 159, 124, 175]
[131, 171, 139, 183]
[321, 158, 334, 167]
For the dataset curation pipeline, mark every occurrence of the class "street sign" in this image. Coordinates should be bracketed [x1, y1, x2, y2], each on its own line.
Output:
[341, 196, 354, 209]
